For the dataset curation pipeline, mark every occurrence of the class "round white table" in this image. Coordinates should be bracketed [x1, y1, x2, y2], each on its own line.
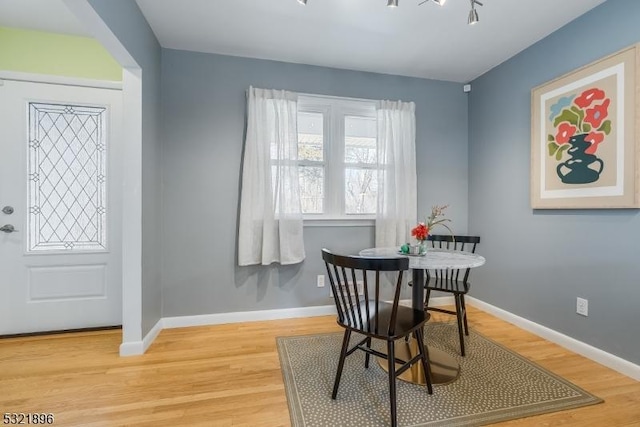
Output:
[358, 247, 486, 385]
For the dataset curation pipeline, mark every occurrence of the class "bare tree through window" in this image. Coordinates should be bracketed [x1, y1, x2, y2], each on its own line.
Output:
[344, 116, 377, 214]
[298, 112, 324, 214]
[294, 96, 378, 218]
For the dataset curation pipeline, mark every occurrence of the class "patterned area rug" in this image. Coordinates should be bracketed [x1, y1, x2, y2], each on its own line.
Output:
[277, 323, 602, 426]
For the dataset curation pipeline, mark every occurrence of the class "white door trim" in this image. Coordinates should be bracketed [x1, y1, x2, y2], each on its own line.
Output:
[0, 71, 122, 90]
[63, 0, 144, 354]
[119, 68, 143, 349]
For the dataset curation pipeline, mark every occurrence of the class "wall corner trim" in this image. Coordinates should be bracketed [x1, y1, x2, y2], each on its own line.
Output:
[467, 296, 640, 381]
[119, 341, 143, 356]
[119, 318, 163, 356]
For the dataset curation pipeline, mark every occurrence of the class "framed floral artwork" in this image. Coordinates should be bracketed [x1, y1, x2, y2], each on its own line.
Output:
[531, 43, 640, 209]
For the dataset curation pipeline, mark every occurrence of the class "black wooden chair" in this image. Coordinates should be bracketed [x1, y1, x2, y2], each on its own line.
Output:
[322, 248, 433, 427]
[424, 235, 480, 357]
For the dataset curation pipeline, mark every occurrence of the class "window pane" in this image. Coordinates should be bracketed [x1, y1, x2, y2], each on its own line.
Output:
[28, 103, 107, 252]
[345, 116, 376, 164]
[299, 166, 324, 214]
[271, 164, 301, 215]
[298, 112, 323, 161]
[345, 168, 377, 214]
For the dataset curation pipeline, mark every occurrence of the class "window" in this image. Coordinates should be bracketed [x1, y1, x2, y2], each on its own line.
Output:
[297, 95, 378, 220]
[27, 103, 108, 251]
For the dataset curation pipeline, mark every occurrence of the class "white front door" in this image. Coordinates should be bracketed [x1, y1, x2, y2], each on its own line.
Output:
[0, 79, 123, 335]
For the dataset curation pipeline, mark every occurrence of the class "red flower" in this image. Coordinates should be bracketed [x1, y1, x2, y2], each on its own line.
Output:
[575, 88, 606, 108]
[585, 131, 605, 155]
[555, 122, 577, 145]
[584, 99, 610, 129]
[411, 223, 429, 241]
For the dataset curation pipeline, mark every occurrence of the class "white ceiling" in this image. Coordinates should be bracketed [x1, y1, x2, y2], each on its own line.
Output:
[0, 0, 606, 82]
[0, 0, 88, 37]
[135, 0, 606, 82]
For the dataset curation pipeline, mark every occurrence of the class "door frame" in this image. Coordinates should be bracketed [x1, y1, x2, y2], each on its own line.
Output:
[0, 69, 142, 354]
[63, 0, 148, 356]
[3, 0, 147, 355]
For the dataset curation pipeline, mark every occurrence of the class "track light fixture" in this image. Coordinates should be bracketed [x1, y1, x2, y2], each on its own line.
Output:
[468, 0, 482, 25]
[296, 0, 482, 25]
[418, 0, 446, 6]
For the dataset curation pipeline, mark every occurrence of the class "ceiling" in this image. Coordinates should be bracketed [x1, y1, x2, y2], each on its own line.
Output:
[0, 0, 88, 37]
[1, 0, 606, 82]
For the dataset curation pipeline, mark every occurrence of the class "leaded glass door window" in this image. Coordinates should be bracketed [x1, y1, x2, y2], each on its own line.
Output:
[28, 103, 108, 251]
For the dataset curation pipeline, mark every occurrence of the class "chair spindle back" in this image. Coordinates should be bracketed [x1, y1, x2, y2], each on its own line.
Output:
[426, 235, 480, 283]
[322, 249, 409, 336]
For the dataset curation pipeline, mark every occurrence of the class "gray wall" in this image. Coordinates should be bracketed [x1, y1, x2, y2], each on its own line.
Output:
[160, 49, 469, 317]
[468, 0, 640, 364]
[87, 0, 163, 336]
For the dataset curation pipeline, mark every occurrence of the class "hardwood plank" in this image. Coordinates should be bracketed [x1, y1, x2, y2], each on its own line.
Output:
[1, 307, 638, 426]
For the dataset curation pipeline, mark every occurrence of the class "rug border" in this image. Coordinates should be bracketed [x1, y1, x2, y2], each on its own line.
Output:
[276, 325, 603, 427]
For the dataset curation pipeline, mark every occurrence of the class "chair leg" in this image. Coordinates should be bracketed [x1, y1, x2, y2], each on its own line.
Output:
[414, 328, 433, 394]
[364, 337, 372, 369]
[332, 329, 351, 399]
[424, 289, 432, 309]
[454, 295, 466, 357]
[387, 340, 398, 427]
[461, 294, 469, 335]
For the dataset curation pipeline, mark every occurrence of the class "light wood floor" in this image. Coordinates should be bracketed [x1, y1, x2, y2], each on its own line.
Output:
[1, 306, 639, 426]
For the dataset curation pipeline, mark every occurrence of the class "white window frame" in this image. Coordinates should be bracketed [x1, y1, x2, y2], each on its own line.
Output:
[298, 94, 378, 225]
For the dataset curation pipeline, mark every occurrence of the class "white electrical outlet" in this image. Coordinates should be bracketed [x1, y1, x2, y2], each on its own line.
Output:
[317, 275, 325, 288]
[576, 297, 589, 316]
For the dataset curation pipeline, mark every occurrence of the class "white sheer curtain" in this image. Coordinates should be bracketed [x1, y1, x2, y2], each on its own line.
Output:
[375, 100, 417, 248]
[238, 87, 305, 266]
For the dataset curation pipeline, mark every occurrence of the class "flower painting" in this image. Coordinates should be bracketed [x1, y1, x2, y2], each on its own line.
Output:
[547, 88, 611, 184]
[531, 44, 640, 209]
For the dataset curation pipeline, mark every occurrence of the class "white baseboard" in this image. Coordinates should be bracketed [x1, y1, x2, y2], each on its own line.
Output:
[125, 293, 640, 383]
[467, 296, 640, 381]
[132, 299, 456, 354]
[163, 304, 336, 329]
[119, 318, 163, 356]
[428, 296, 454, 307]
[161, 297, 453, 331]
[399, 296, 454, 307]
[119, 340, 143, 356]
